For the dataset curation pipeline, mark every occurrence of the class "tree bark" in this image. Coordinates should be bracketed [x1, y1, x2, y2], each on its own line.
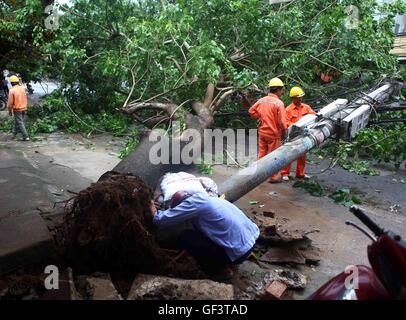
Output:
[114, 98, 215, 190]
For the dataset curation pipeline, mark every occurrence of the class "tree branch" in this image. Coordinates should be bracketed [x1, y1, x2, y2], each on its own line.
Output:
[230, 48, 250, 62]
[208, 86, 234, 111]
[122, 62, 137, 109]
[309, 54, 348, 75]
[124, 102, 177, 114]
[168, 57, 191, 81]
[145, 115, 170, 127]
[127, 82, 190, 108]
[204, 84, 215, 108]
[212, 89, 234, 112]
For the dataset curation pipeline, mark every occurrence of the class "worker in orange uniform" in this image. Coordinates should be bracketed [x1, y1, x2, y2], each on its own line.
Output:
[281, 87, 316, 181]
[8, 75, 29, 141]
[249, 78, 287, 183]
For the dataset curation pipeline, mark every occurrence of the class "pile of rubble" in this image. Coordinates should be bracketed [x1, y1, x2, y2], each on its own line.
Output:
[0, 268, 235, 300]
[251, 211, 320, 265]
[237, 208, 322, 300]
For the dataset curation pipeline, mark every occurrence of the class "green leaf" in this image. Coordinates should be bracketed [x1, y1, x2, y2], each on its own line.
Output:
[293, 179, 325, 197]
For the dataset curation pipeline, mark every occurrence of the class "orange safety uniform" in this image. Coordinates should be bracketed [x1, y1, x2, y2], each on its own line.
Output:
[7, 85, 27, 112]
[281, 103, 316, 178]
[249, 93, 287, 182]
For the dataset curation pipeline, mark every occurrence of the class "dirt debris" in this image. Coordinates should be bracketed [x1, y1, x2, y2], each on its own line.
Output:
[270, 270, 307, 290]
[250, 211, 321, 270]
[253, 269, 307, 300]
[260, 247, 306, 266]
[263, 210, 276, 218]
[0, 274, 46, 300]
[75, 272, 122, 300]
[251, 213, 319, 245]
[298, 246, 321, 265]
[127, 274, 235, 300]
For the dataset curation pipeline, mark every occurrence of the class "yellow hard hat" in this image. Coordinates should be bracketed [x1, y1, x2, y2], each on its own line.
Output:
[290, 86, 305, 98]
[9, 75, 20, 83]
[268, 77, 284, 88]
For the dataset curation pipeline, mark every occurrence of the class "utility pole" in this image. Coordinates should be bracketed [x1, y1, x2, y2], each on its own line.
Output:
[219, 82, 401, 203]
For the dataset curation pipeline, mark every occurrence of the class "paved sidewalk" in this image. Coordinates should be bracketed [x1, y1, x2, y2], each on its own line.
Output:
[0, 143, 91, 275]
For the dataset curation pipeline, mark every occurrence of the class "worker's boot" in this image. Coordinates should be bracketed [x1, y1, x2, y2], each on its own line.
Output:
[269, 173, 282, 184]
[282, 175, 290, 182]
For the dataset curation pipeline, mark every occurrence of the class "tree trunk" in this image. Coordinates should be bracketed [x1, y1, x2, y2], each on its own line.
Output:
[114, 101, 214, 190]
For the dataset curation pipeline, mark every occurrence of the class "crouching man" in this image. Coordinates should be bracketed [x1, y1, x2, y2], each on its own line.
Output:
[150, 191, 259, 280]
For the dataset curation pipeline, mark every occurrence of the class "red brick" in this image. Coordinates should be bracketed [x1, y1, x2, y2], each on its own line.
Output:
[265, 280, 288, 300]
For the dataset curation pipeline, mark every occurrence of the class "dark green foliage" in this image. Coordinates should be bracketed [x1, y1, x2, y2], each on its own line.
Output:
[0, 118, 13, 132]
[196, 160, 214, 175]
[293, 179, 326, 197]
[340, 160, 380, 176]
[329, 188, 362, 207]
[26, 91, 133, 136]
[293, 178, 363, 207]
[119, 130, 139, 159]
[320, 109, 406, 171]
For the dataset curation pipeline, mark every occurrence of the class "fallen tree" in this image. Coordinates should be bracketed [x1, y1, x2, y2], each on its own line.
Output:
[10, 0, 405, 187]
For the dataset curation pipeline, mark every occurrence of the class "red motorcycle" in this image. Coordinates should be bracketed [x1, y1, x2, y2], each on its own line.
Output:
[309, 206, 406, 300]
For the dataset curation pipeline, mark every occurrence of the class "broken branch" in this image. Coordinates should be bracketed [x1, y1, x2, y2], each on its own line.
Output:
[125, 102, 177, 115]
[212, 89, 234, 112]
[204, 84, 215, 108]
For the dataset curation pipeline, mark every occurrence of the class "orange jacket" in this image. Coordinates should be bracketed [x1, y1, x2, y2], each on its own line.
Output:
[8, 85, 27, 112]
[285, 103, 316, 126]
[249, 93, 287, 138]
